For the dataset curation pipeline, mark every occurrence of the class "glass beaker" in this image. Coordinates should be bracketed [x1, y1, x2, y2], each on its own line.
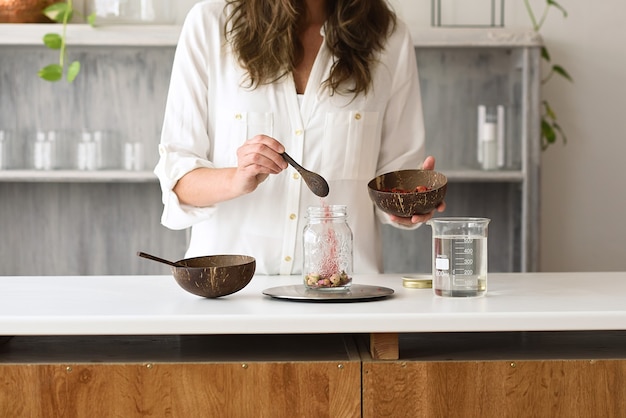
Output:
[427, 217, 490, 297]
[303, 205, 353, 291]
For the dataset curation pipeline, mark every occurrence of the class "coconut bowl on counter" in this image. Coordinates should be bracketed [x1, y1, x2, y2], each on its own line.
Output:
[367, 169, 448, 217]
[138, 252, 256, 298]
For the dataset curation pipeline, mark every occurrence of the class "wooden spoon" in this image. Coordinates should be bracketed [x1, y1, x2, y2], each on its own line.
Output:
[281, 152, 329, 197]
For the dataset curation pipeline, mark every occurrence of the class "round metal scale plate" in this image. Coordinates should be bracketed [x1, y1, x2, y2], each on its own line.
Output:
[262, 284, 394, 302]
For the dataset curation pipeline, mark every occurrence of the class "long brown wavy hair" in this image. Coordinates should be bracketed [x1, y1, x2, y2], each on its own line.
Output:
[224, 0, 397, 96]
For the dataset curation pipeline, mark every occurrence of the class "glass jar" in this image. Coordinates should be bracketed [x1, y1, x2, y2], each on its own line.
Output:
[303, 205, 353, 290]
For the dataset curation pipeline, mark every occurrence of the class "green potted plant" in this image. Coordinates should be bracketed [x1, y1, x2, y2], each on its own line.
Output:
[38, 1, 95, 82]
[523, 0, 573, 150]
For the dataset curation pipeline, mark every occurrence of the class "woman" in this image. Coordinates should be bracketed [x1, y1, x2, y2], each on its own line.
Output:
[155, 0, 444, 275]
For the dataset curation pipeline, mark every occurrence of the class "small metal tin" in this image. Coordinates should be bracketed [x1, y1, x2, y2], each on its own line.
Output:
[402, 275, 432, 289]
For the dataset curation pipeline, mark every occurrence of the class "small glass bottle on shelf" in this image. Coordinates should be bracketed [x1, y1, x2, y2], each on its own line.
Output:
[303, 205, 353, 291]
[77, 131, 98, 171]
[86, 0, 175, 24]
[0, 130, 8, 170]
[33, 131, 54, 170]
[481, 120, 498, 170]
[477, 105, 505, 170]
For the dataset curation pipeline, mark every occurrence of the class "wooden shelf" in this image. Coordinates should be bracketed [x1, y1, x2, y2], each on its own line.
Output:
[411, 27, 542, 47]
[0, 23, 180, 46]
[0, 169, 522, 183]
[443, 169, 524, 182]
[0, 24, 540, 48]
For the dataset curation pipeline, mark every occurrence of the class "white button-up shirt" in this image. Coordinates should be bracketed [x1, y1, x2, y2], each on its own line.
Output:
[154, 0, 425, 275]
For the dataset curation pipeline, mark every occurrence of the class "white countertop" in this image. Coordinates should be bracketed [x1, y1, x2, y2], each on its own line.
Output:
[1, 273, 625, 336]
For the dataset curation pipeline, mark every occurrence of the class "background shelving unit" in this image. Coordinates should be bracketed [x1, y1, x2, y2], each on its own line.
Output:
[0, 24, 540, 275]
[0, 24, 186, 276]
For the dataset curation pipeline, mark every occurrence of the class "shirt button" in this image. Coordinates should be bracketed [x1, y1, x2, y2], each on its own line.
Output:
[235, 113, 242, 120]
[292, 173, 300, 180]
[295, 129, 303, 136]
[354, 113, 362, 120]
[289, 213, 296, 220]
[284, 256, 292, 262]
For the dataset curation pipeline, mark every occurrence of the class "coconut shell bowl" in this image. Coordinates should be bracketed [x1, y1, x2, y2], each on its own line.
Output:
[367, 169, 448, 217]
[138, 252, 256, 298]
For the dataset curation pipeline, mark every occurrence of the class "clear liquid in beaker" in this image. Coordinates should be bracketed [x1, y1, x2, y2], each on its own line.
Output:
[433, 235, 487, 297]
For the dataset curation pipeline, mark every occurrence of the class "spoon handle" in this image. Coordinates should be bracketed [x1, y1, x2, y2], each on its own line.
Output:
[137, 251, 181, 268]
[281, 152, 305, 174]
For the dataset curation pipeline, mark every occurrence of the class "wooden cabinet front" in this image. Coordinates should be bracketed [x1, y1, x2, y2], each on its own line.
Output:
[361, 332, 626, 418]
[2, 362, 361, 418]
[362, 359, 626, 418]
[0, 335, 361, 418]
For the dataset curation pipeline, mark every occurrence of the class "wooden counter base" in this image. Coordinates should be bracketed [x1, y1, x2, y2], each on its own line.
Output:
[369, 332, 399, 359]
[2, 332, 626, 417]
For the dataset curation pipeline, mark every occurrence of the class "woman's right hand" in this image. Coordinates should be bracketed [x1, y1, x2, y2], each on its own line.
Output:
[233, 135, 288, 194]
[173, 135, 288, 207]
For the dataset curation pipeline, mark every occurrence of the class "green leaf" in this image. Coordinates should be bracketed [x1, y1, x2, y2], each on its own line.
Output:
[43, 3, 72, 23]
[541, 119, 556, 144]
[541, 46, 551, 62]
[552, 65, 573, 82]
[552, 121, 567, 144]
[547, 0, 568, 18]
[38, 64, 63, 82]
[542, 100, 557, 121]
[87, 12, 97, 27]
[42, 33, 62, 49]
[67, 61, 81, 82]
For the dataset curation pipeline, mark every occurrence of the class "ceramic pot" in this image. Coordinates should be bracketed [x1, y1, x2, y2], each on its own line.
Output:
[0, 0, 57, 23]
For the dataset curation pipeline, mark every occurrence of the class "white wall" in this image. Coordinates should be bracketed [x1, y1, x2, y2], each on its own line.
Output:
[175, 1, 626, 272]
[516, 1, 626, 272]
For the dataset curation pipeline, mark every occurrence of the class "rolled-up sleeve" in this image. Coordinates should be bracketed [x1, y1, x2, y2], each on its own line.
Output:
[154, 3, 223, 230]
[154, 145, 216, 230]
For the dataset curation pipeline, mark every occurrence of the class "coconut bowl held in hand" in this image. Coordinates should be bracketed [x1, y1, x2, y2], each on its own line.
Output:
[368, 168, 448, 218]
[368, 157, 447, 227]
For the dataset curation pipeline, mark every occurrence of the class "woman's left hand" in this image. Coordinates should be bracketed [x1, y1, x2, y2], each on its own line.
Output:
[388, 156, 446, 227]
